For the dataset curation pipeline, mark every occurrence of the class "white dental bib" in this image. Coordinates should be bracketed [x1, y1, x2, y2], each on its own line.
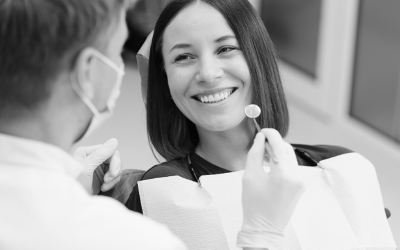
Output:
[139, 152, 396, 250]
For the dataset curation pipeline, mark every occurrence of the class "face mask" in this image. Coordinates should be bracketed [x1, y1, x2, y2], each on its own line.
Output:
[72, 50, 125, 141]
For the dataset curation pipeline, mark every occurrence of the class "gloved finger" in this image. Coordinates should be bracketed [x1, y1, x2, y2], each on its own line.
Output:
[90, 148, 121, 194]
[84, 138, 118, 165]
[285, 142, 296, 158]
[91, 164, 106, 195]
[101, 176, 121, 192]
[261, 129, 287, 161]
[107, 150, 122, 178]
[245, 132, 267, 177]
[93, 163, 107, 184]
[103, 166, 122, 184]
[73, 144, 101, 159]
[282, 142, 298, 170]
[264, 141, 274, 163]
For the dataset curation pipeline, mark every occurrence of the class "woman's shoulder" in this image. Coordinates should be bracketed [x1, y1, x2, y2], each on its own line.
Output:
[291, 143, 353, 166]
[125, 157, 193, 213]
[140, 157, 193, 181]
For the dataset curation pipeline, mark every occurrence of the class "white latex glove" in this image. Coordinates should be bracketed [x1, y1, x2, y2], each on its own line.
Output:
[74, 138, 122, 195]
[237, 129, 306, 250]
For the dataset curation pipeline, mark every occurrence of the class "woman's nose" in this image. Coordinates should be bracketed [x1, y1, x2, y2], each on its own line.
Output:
[195, 58, 224, 84]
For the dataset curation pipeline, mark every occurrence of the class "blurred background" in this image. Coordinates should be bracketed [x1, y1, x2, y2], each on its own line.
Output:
[74, 0, 400, 244]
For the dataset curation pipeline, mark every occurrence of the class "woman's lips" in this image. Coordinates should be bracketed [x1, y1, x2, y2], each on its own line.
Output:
[192, 88, 237, 103]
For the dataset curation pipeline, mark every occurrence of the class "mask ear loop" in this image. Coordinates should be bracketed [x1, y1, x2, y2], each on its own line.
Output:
[70, 50, 125, 116]
[70, 49, 125, 117]
[90, 50, 126, 112]
[136, 31, 154, 107]
[92, 49, 125, 76]
[70, 73, 101, 117]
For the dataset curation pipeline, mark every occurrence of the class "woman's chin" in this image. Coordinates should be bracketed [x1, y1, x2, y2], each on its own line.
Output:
[196, 117, 249, 133]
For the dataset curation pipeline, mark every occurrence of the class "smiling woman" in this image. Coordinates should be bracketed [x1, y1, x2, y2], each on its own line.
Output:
[126, 0, 293, 212]
[125, 0, 349, 216]
[145, 0, 289, 162]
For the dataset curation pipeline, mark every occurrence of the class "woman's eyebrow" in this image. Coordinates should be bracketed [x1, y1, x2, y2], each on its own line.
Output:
[215, 35, 236, 43]
[169, 35, 236, 53]
[169, 43, 192, 53]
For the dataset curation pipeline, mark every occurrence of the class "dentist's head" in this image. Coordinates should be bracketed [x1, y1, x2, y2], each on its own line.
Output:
[0, 0, 131, 149]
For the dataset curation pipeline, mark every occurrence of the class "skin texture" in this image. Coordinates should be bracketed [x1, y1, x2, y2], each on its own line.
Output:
[162, 2, 254, 171]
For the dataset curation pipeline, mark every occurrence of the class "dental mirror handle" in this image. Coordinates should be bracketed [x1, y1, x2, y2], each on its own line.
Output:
[253, 118, 261, 132]
[252, 118, 276, 162]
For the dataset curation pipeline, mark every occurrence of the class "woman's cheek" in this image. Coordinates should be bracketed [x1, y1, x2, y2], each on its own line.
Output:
[168, 69, 192, 92]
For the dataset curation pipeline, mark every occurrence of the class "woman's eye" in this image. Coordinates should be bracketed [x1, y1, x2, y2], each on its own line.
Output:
[217, 46, 238, 55]
[174, 54, 195, 63]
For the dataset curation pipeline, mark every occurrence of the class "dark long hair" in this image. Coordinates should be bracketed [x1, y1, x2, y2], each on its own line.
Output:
[147, 0, 289, 161]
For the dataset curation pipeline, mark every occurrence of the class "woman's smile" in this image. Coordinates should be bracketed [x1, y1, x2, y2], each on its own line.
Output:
[192, 87, 237, 104]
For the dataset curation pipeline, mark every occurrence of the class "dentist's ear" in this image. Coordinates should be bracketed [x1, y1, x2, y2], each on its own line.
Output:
[73, 47, 99, 100]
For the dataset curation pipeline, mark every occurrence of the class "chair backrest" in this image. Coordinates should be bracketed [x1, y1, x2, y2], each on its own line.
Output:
[385, 208, 391, 219]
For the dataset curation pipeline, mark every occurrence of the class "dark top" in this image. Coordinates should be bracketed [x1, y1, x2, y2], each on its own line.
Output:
[125, 144, 352, 213]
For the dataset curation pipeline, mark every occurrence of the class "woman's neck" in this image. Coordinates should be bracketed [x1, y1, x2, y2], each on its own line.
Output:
[195, 118, 255, 172]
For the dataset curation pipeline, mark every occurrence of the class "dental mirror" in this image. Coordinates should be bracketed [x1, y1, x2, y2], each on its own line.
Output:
[245, 104, 261, 132]
[245, 104, 275, 162]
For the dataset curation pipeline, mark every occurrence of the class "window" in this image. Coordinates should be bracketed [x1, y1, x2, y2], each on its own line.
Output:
[350, 0, 400, 143]
[260, 0, 322, 77]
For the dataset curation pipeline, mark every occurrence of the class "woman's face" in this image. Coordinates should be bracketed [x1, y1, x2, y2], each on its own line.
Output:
[162, 2, 252, 132]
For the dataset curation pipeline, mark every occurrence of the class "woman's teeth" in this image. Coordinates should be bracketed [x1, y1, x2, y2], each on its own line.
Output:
[199, 90, 233, 103]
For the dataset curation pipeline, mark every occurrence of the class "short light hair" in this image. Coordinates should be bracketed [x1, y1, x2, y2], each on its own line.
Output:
[147, 0, 289, 161]
[0, 0, 131, 117]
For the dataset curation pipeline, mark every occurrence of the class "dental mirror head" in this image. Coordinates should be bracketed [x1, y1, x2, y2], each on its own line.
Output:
[245, 104, 261, 119]
[245, 104, 274, 160]
[245, 104, 262, 132]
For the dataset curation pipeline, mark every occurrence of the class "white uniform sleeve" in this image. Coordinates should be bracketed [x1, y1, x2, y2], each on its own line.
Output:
[61, 194, 188, 250]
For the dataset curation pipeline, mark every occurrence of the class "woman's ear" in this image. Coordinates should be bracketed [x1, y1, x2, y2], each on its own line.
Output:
[73, 47, 98, 100]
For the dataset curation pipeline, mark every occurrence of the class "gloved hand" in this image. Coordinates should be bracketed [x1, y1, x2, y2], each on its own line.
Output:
[74, 138, 122, 195]
[237, 129, 306, 250]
